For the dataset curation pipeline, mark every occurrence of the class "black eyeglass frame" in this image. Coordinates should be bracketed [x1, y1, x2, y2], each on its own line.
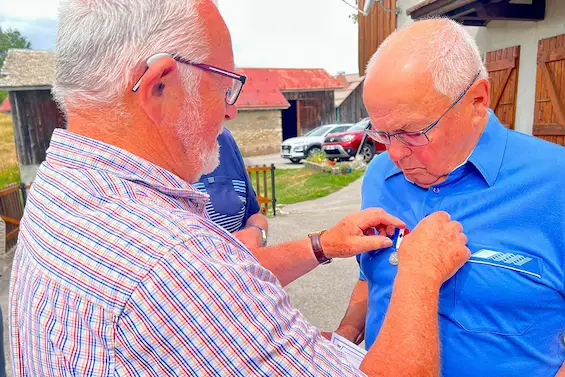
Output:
[132, 52, 247, 105]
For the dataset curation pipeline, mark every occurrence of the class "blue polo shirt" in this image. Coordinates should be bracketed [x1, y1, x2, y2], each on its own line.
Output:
[193, 128, 260, 233]
[359, 111, 565, 377]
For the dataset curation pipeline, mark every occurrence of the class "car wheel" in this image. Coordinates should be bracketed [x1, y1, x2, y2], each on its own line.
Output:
[360, 144, 375, 163]
[290, 158, 302, 164]
[307, 146, 322, 157]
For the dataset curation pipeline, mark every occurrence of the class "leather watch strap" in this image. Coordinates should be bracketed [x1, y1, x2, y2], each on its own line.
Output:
[308, 230, 332, 265]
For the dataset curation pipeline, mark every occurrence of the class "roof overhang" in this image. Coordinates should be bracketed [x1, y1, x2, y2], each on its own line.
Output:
[0, 85, 52, 92]
[407, 0, 545, 27]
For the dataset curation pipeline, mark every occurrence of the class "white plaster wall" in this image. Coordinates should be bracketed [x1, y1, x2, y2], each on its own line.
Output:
[395, 0, 565, 135]
[474, 0, 565, 134]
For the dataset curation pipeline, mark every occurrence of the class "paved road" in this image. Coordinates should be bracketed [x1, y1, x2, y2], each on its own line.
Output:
[270, 178, 364, 331]
[244, 153, 304, 169]
[0, 177, 364, 375]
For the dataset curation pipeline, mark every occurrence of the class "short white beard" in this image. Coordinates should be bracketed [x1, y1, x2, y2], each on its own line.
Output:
[200, 137, 221, 175]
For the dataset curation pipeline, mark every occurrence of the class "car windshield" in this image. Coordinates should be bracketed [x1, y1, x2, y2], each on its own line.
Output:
[305, 125, 334, 137]
[329, 124, 354, 133]
[350, 119, 371, 131]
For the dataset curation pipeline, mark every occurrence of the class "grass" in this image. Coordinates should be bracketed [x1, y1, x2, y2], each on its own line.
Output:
[0, 113, 19, 189]
[269, 168, 364, 206]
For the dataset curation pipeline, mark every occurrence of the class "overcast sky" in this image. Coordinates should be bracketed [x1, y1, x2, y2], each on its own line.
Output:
[0, 0, 359, 75]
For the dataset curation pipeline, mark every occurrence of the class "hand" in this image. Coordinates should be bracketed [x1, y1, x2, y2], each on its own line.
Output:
[398, 211, 470, 287]
[321, 208, 406, 259]
[233, 227, 263, 250]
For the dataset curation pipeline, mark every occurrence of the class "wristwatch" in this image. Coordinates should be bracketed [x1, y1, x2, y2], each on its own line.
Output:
[248, 225, 267, 247]
[308, 230, 332, 265]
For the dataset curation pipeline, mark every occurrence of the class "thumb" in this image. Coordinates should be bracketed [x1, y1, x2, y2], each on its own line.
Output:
[352, 235, 393, 254]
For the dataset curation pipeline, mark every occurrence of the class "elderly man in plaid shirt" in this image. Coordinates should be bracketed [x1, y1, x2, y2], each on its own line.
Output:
[9, 1, 470, 376]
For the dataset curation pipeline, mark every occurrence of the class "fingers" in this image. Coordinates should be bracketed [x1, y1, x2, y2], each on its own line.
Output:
[425, 211, 451, 222]
[353, 208, 406, 230]
[350, 235, 393, 254]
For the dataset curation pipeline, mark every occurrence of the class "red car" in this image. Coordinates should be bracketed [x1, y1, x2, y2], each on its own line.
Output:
[322, 118, 386, 163]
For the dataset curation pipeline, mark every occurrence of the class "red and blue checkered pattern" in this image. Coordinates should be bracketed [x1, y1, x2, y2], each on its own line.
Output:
[9, 129, 363, 377]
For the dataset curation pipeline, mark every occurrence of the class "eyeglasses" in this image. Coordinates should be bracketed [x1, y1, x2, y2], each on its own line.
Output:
[132, 52, 247, 105]
[366, 71, 481, 147]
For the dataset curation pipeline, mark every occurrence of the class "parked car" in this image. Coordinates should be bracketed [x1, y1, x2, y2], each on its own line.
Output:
[280, 123, 354, 163]
[322, 118, 386, 163]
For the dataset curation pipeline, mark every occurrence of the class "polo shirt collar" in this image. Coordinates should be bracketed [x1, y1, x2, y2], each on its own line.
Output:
[384, 110, 508, 187]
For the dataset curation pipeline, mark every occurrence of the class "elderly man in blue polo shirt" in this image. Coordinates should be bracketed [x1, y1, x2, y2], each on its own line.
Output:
[333, 18, 565, 377]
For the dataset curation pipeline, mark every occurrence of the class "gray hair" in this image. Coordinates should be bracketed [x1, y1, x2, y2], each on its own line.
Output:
[366, 18, 488, 101]
[52, 0, 209, 111]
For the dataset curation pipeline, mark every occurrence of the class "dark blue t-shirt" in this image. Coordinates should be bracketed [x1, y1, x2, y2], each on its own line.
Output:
[193, 129, 260, 233]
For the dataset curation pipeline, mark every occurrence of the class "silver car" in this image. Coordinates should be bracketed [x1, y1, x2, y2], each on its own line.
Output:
[280, 124, 354, 164]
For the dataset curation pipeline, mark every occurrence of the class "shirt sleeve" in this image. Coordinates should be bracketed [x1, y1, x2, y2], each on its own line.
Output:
[116, 235, 366, 377]
[224, 129, 261, 223]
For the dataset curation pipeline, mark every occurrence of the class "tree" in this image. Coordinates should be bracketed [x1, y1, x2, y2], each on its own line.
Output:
[0, 27, 31, 69]
[0, 27, 31, 103]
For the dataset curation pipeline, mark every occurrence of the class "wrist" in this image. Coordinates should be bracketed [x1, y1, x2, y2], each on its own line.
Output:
[308, 230, 332, 265]
[247, 224, 267, 247]
[336, 325, 362, 342]
[397, 266, 443, 291]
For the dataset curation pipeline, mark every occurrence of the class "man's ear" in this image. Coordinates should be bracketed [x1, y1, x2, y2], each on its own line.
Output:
[471, 78, 491, 120]
[137, 57, 179, 125]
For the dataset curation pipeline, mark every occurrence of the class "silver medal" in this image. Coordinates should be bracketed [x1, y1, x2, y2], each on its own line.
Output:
[389, 251, 398, 266]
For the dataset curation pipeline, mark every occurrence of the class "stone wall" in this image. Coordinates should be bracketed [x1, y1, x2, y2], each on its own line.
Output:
[228, 109, 282, 157]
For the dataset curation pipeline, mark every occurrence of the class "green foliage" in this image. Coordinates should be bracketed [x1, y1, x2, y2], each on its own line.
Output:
[0, 164, 20, 189]
[0, 91, 7, 103]
[267, 168, 364, 205]
[0, 27, 32, 68]
[305, 151, 327, 164]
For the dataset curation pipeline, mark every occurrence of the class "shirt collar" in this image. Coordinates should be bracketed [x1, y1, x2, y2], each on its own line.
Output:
[384, 110, 508, 187]
[46, 129, 209, 203]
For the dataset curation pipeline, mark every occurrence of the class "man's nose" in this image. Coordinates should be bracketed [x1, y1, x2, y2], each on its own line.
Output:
[225, 103, 238, 121]
[387, 137, 411, 161]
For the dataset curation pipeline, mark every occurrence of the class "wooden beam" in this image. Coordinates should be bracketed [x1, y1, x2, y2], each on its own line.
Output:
[533, 124, 565, 136]
[492, 68, 513, 111]
[486, 58, 516, 72]
[538, 46, 565, 64]
[5, 229, 19, 241]
[411, 0, 545, 22]
[408, 0, 475, 18]
[296, 100, 301, 136]
[0, 215, 20, 226]
[456, 2, 545, 22]
[539, 62, 565, 126]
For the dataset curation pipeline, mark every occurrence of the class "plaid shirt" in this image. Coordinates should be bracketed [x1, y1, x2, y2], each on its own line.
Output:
[9, 129, 364, 377]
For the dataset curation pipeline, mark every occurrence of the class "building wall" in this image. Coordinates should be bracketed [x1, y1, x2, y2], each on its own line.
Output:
[396, 0, 565, 135]
[283, 90, 336, 135]
[228, 109, 282, 157]
[473, 0, 565, 135]
[9, 89, 66, 185]
[337, 82, 368, 124]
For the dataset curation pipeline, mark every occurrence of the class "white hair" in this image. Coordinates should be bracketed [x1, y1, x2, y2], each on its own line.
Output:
[52, 0, 209, 111]
[366, 18, 488, 101]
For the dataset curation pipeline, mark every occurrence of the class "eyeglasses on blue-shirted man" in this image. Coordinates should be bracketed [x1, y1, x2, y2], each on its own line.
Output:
[366, 71, 481, 147]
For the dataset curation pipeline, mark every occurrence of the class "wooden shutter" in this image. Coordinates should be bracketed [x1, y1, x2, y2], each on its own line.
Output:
[534, 34, 565, 147]
[358, 0, 397, 76]
[486, 46, 520, 130]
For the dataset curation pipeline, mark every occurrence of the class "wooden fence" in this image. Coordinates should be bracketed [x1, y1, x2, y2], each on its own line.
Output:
[0, 166, 277, 252]
[246, 164, 277, 216]
[0, 184, 27, 254]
